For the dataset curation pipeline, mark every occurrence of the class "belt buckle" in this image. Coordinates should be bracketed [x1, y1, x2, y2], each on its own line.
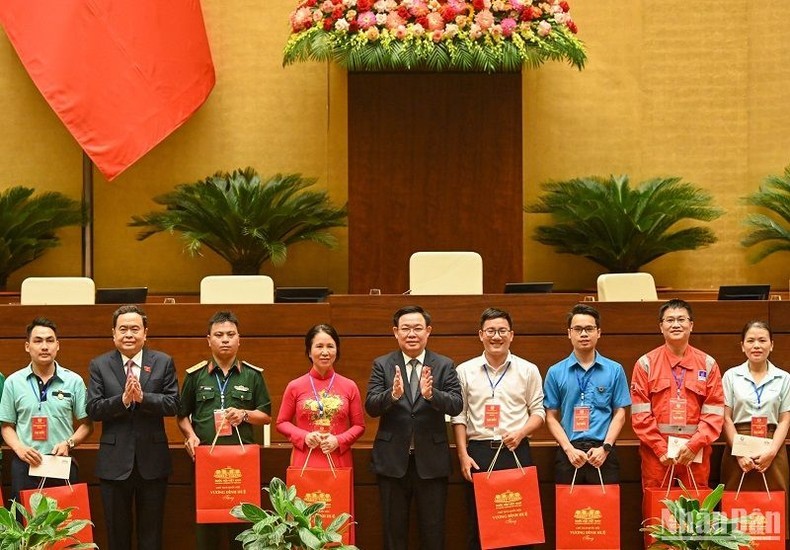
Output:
[490, 440, 502, 449]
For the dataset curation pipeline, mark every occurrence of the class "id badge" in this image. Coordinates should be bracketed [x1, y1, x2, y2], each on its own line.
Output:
[31, 416, 48, 441]
[483, 401, 501, 429]
[213, 409, 232, 436]
[573, 406, 590, 432]
[669, 398, 687, 425]
[751, 416, 768, 438]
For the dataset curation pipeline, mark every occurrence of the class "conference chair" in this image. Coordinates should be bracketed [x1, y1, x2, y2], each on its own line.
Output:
[596, 272, 658, 302]
[199, 275, 275, 304]
[20, 277, 96, 305]
[409, 251, 483, 295]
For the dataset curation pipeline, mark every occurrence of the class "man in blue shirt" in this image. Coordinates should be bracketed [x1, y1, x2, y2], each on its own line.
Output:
[544, 304, 631, 483]
[0, 317, 92, 503]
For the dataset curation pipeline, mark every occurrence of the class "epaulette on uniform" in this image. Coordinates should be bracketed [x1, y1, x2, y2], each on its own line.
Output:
[242, 360, 263, 373]
[186, 360, 208, 374]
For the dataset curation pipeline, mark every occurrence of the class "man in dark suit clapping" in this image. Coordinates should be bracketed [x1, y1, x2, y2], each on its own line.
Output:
[365, 305, 463, 550]
[87, 305, 179, 550]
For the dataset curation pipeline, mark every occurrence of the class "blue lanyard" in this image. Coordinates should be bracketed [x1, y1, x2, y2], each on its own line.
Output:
[574, 367, 594, 403]
[749, 380, 766, 408]
[309, 372, 336, 416]
[28, 377, 50, 411]
[671, 368, 686, 398]
[483, 363, 510, 398]
[215, 372, 231, 409]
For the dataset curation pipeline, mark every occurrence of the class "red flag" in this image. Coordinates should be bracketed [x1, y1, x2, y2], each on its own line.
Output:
[0, 1, 215, 180]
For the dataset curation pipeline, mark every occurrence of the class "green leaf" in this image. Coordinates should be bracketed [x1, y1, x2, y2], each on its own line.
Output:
[526, 175, 723, 272]
[129, 168, 346, 275]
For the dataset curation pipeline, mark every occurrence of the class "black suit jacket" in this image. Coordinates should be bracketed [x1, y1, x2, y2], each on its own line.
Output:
[87, 348, 179, 480]
[365, 349, 462, 479]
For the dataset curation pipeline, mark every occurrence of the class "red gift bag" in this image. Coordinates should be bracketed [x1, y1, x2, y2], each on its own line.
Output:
[722, 476, 785, 550]
[555, 481, 620, 550]
[473, 462, 545, 549]
[643, 467, 712, 548]
[195, 442, 261, 523]
[19, 482, 94, 549]
[286, 463, 355, 545]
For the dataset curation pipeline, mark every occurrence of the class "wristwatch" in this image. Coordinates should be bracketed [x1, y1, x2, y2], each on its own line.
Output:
[602, 442, 613, 453]
[67, 437, 76, 449]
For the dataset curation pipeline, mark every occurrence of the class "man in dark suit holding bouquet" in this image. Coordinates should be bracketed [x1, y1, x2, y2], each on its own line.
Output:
[87, 305, 179, 550]
[365, 305, 463, 550]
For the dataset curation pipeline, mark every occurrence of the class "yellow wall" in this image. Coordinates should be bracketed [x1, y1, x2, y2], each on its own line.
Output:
[0, 0, 787, 293]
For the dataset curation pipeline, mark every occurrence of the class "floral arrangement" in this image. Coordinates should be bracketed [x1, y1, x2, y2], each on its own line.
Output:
[304, 390, 344, 429]
[284, 0, 586, 72]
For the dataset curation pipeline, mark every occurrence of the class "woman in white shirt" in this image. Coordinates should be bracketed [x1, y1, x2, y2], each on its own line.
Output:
[721, 320, 790, 495]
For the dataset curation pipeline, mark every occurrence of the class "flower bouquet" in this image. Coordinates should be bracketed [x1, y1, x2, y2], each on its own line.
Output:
[284, 0, 586, 72]
[304, 390, 345, 433]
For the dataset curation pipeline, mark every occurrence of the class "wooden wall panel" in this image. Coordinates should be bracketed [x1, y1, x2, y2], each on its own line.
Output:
[347, 73, 523, 294]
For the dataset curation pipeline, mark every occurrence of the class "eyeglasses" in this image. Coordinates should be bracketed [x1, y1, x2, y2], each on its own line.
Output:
[398, 326, 425, 335]
[482, 328, 512, 337]
[662, 316, 690, 326]
[570, 326, 598, 335]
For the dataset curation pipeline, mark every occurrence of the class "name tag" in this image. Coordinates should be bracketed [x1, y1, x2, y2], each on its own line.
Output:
[573, 406, 590, 432]
[483, 402, 501, 429]
[669, 398, 687, 425]
[31, 416, 48, 441]
[751, 416, 768, 438]
[213, 409, 231, 436]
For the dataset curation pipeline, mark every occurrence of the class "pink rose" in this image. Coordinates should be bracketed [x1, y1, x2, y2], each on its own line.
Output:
[409, 0, 430, 17]
[500, 17, 517, 36]
[426, 12, 445, 30]
[431, 29, 444, 42]
[356, 10, 377, 29]
[537, 20, 551, 36]
[386, 11, 405, 29]
[474, 9, 494, 30]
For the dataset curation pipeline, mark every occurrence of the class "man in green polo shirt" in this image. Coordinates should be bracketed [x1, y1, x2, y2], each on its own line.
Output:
[0, 317, 92, 503]
[178, 310, 272, 550]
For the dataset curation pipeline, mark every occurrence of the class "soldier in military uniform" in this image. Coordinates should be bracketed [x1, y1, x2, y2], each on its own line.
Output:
[178, 310, 272, 550]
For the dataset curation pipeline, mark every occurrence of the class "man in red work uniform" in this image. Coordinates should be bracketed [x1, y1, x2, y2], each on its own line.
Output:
[631, 299, 724, 511]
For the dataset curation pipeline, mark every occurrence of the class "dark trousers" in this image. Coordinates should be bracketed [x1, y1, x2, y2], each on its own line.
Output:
[465, 439, 534, 550]
[377, 455, 448, 550]
[553, 439, 620, 484]
[9, 455, 79, 506]
[99, 463, 167, 550]
[196, 523, 246, 550]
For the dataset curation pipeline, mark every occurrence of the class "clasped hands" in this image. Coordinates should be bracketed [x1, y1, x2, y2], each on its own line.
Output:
[566, 445, 610, 469]
[122, 375, 143, 407]
[305, 431, 339, 454]
[737, 451, 776, 474]
[391, 365, 433, 400]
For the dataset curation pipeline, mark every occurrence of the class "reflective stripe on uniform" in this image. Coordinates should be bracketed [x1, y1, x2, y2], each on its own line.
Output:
[631, 402, 652, 414]
[705, 355, 715, 369]
[638, 355, 650, 373]
[701, 404, 724, 416]
[658, 424, 697, 435]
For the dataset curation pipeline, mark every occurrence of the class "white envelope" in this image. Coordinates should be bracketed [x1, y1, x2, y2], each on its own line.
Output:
[667, 436, 703, 463]
[731, 434, 773, 458]
[28, 455, 72, 480]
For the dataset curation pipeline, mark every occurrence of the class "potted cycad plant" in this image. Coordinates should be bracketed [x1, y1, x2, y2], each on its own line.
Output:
[0, 493, 96, 549]
[641, 484, 752, 549]
[230, 477, 357, 549]
[129, 168, 348, 275]
[526, 175, 724, 273]
[0, 186, 83, 290]
[741, 164, 790, 263]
